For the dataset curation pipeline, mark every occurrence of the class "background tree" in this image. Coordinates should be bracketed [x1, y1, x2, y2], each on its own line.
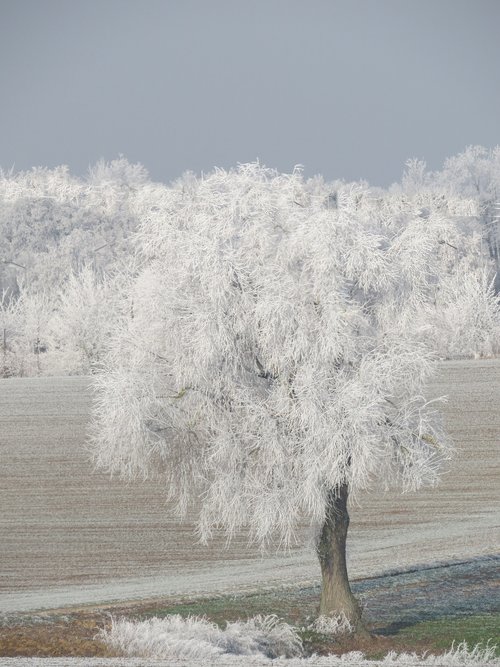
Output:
[0, 290, 22, 377]
[0, 289, 55, 376]
[90, 164, 460, 629]
[0, 158, 145, 296]
[51, 265, 122, 374]
[399, 147, 500, 288]
[1, 151, 499, 377]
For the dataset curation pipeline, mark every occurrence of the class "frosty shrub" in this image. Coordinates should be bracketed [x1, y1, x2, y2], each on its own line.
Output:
[308, 613, 353, 636]
[314, 642, 500, 665]
[0, 265, 129, 376]
[378, 641, 499, 665]
[98, 616, 500, 666]
[99, 614, 303, 660]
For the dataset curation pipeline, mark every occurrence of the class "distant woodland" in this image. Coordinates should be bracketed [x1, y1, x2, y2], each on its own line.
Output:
[1, 147, 499, 377]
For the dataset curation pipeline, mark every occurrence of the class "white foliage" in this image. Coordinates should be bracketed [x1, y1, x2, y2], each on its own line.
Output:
[98, 615, 499, 665]
[98, 614, 303, 660]
[378, 641, 499, 665]
[0, 288, 55, 376]
[51, 265, 123, 373]
[91, 163, 458, 547]
[2, 151, 500, 378]
[0, 291, 23, 376]
[301, 642, 500, 665]
[0, 268, 126, 376]
[428, 270, 500, 359]
[308, 614, 353, 636]
[0, 158, 146, 296]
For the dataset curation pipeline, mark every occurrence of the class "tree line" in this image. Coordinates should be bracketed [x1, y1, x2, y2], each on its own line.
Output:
[1, 147, 499, 377]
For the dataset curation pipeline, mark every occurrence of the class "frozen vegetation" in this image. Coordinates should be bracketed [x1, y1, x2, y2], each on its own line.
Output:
[97, 614, 499, 664]
[99, 614, 303, 660]
[86, 159, 500, 624]
[0, 147, 500, 377]
[1, 151, 500, 661]
[1, 643, 500, 665]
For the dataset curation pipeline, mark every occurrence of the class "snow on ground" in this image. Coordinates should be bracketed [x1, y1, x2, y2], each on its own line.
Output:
[1, 360, 499, 613]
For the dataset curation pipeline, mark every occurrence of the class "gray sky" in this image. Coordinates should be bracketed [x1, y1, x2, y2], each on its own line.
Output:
[0, 0, 499, 186]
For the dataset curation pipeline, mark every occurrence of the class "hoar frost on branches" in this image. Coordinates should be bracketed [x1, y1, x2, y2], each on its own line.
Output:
[99, 615, 500, 664]
[1, 151, 499, 377]
[0, 266, 127, 376]
[90, 164, 462, 627]
[99, 614, 303, 660]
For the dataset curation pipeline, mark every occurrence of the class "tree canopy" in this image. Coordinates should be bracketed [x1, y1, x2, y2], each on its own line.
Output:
[1, 149, 499, 377]
[91, 163, 455, 547]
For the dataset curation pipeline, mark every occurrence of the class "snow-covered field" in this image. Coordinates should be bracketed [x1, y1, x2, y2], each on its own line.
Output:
[1, 360, 499, 614]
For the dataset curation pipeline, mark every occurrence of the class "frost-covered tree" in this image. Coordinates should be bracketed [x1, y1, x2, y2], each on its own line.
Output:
[405, 146, 500, 288]
[51, 266, 122, 374]
[91, 164, 457, 628]
[0, 158, 146, 296]
[0, 289, 55, 376]
[428, 270, 500, 359]
[2, 153, 498, 378]
[0, 290, 22, 377]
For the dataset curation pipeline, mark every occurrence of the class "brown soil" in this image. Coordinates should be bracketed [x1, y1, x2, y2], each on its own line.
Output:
[0, 613, 119, 657]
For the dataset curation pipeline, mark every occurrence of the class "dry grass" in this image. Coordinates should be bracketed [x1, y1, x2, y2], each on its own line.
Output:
[1, 593, 498, 660]
[0, 614, 118, 657]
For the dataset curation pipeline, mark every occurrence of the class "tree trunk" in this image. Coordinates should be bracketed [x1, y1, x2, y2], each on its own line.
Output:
[316, 484, 363, 630]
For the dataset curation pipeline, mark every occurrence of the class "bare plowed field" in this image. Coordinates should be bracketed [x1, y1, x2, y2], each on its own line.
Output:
[1, 360, 499, 613]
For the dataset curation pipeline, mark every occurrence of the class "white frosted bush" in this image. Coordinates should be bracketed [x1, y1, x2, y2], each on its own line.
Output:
[308, 614, 354, 636]
[379, 641, 499, 665]
[98, 615, 499, 665]
[98, 614, 303, 660]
